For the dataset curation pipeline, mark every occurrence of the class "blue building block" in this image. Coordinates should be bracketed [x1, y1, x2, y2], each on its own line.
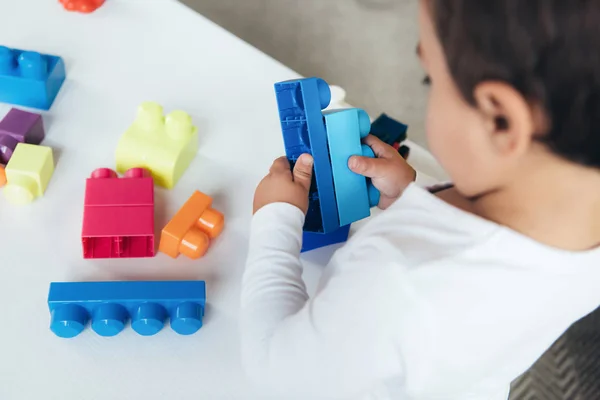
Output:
[302, 224, 351, 252]
[0, 46, 66, 110]
[275, 78, 339, 234]
[369, 113, 408, 146]
[48, 281, 206, 338]
[324, 109, 380, 227]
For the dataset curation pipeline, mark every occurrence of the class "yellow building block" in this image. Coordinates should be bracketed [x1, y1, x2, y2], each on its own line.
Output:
[115, 102, 199, 189]
[4, 143, 54, 205]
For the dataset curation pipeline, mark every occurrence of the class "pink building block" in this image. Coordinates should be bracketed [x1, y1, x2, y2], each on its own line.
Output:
[82, 167, 155, 259]
[0, 108, 45, 164]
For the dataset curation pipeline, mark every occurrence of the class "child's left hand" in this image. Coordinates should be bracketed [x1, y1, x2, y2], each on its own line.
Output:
[253, 154, 314, 214]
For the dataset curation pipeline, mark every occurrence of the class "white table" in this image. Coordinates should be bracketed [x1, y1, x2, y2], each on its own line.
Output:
[0, 1, 445, 399]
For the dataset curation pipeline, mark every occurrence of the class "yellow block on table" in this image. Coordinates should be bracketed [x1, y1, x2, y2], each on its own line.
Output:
[4, 143, 54, 205]
[115, 102, 199, 189]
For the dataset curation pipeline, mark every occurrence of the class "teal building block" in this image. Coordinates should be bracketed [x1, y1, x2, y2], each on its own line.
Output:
[324, 108, 380, 227]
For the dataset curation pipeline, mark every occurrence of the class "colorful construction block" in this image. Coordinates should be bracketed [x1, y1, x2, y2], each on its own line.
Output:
[60, 0, 105, 13]
[159, 191, 224, 259]
[302, 225, 351, 252]
[324, 109, 380, 227]
[0, 165, 5, 187]
[115, 102, 198, 189]
[370, 113, 408, 147]
[275, 78, 339, 234]
[82, 168, 155, 259]
[0, 108, 45, 163]
[48, 280, 206, 338]
[0, 46, 66, 110]
[4, 143, 54, 205]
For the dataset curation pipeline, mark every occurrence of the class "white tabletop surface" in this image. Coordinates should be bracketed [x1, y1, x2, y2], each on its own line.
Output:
[0, 1, 445, 399]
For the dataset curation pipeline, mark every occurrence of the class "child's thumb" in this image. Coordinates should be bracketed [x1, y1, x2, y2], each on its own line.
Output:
[349, 156, 386, 178]
[293, 153, 313, 191]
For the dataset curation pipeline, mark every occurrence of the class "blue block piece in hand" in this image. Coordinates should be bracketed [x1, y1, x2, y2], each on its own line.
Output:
[302, 224, 351, 253]
[324, 108, 380, 227]
[274, 78, 339, 234]
[0, 46, 66, 110]
[48, 281, 206, 338]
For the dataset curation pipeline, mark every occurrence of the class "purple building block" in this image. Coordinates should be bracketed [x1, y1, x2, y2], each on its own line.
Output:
[0, 108, 45, 163]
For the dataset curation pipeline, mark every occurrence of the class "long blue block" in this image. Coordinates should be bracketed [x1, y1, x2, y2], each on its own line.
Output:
[275, 78, 339, 234]
[48, 281, 206, 338]
[301, 224, 351, 252]
[0, 46, 66, 110]
[324, 109, 380, 226]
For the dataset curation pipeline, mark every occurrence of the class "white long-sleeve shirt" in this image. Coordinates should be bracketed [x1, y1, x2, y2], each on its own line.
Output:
[241, 182, 600, 400]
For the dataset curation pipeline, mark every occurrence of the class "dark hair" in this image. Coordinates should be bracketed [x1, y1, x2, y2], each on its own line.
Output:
[429, 0, 600, 168]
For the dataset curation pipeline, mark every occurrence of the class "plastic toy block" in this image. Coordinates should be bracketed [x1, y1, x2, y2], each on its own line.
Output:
[0, 46, 66, 110]
[4, 143, 54, 205]
[0, 165, 5, 187]
[0, 108, 45, 164]
[48, 280, 206, 338]
[159, 191, 224, 259]
[275, 78, 339, 234]
[82, 168, 155, 259]
[115, 102, 198, 189]
[324, 109, 380, 227]
[370, 113, 408, 148]
[60, 0, 105, 13]
[302, 224, 351, 253]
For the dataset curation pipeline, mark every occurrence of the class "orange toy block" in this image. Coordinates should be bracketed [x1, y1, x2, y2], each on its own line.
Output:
[159, 191, 224, 259]
[0, 165, 5, 187]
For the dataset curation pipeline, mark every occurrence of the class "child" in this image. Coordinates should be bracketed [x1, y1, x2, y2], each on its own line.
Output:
[241, 0, 600, 399]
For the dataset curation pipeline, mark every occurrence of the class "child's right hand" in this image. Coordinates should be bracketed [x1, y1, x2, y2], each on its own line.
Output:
[349, 135, 416, 209]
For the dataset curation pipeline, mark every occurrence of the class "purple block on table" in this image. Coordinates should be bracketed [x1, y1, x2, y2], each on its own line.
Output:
[0, 108, 45, 163]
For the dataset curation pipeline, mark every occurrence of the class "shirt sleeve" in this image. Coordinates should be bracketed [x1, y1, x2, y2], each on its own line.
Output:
[240, 203, 407, 398]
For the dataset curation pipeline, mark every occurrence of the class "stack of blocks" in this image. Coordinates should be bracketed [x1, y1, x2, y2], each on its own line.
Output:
[274, 77, 380, 252]
[0, 45, 65, 204]
[0, 108, 55, 204]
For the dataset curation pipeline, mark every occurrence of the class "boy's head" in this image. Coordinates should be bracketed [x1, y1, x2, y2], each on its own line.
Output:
[418, 0, 600, 197]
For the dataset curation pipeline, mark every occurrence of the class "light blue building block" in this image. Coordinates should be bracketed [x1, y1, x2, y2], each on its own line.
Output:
[48, 281, 206, 338]
[302, 225, 351, 252]
[324, 108, 380, 226]
[0, 46, 66, 110]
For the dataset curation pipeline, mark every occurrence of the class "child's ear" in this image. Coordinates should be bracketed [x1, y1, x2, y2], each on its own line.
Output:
[473, 82, 536, 158]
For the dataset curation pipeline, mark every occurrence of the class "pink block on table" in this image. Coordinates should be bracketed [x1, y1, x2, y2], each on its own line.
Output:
[82, 168, 155, 259]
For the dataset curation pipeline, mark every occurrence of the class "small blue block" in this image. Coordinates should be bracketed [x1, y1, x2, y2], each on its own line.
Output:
[302, 224, 351, 252]
[0, 46, 66, 110]
[369, 113, 408, 146]
[47, 281, 206, 338]
[324, 109, 380, 226]
[275, 78, 339, 234]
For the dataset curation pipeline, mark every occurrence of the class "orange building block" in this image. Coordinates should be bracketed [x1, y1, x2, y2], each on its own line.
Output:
[0, 165, 5, 187]
[159, 191, 224, 259]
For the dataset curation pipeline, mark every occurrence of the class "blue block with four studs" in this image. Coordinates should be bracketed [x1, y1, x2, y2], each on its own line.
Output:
[0, 46, 66, 110]
[48, 281, 206, 338]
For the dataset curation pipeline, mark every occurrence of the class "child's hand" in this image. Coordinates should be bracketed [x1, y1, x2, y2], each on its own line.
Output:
[253, 154, 314, 214]
[349, 135, 416, 209]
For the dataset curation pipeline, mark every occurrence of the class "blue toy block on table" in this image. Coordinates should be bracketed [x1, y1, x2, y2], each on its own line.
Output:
[48, 281, 206, 338]
[0, 46, 66, 110]
[324, 109, 380, 227]
[301, 225, 351, 253]
[274, 78, 339, 234]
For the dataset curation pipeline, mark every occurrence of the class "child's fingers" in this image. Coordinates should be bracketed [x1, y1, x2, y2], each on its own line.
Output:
[292, 153, 313, 191]
[363, 135, 399, 159]
[269, 156, 292, 175]
[348, 155, 390, 178]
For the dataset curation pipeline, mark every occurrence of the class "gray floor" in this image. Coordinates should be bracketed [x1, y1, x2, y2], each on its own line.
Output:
[181, 0, 429, 147]
[182, 1, 600, 399]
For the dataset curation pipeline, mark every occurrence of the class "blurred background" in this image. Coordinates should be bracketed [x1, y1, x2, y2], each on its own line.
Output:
[181, 0, 429, 148]
[181, 1, 600, 399]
